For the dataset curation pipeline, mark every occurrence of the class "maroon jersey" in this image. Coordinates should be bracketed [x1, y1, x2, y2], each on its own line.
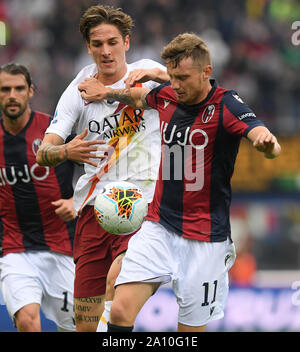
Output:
[0, 111, 75, 256]
[146, 80, 265, 242]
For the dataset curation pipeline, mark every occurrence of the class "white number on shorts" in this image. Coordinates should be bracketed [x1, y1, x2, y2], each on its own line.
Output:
[201, 280, 218, 306]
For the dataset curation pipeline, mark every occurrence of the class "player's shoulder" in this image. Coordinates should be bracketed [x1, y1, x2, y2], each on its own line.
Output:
[220, 88, 257, 120]
[67, 63, 97, 89]
[128, 58, 165, 71]
[33, 110, 51, 120]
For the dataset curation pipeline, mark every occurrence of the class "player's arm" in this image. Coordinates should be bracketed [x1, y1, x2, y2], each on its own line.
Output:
[124, 67, 170, 88]
[79, 78, 151, 110]
[107, 87, 151, 110]
[36, 129, 107, 167]
[246, 126, 281, 159]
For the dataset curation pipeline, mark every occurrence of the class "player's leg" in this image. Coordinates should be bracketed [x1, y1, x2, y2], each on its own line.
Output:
[73, 206, 112, 331]
[74, 295, 104, 332]
[39, 252, 76, 332]
[108, 281, 160, 329]
[177, 322, 206, 332]
[0, 253, 43, 332]
[74, 253, 107, 332]
[107, 221, 174, 331]
[174, 237, 236, 332]
[97, 252, 125, 332]
[14, 303, 41, 332]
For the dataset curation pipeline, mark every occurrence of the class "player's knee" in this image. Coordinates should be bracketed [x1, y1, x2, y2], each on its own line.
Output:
[109, 299, 131, 326]
[75, 319, 98, 332]
[15, 309, 40, 332]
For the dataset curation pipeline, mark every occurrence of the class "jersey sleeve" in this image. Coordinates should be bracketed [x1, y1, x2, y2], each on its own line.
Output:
[221, 90, 265, 137]
[145, 82, 172, 110]
[45, 84, 82, 141]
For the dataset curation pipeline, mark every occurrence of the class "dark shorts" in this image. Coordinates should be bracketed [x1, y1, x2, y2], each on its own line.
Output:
[73, 206, 134, 298]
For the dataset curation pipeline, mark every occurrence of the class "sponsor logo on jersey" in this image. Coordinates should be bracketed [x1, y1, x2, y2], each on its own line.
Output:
[163, 99, 171, 109]
[233, 94, 244, 103]
[238, 112, 256, 121]
[0, 164, 50, 186]
[161, 121, 208, 150]
[88, 108, 146, 140]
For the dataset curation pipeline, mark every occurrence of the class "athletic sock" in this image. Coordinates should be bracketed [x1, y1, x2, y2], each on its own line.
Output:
[107, 322, 134, 332]
[96, 300, 112, 332]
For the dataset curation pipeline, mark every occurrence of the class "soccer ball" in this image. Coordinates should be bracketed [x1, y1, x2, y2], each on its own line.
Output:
[94, 181, 148, 235]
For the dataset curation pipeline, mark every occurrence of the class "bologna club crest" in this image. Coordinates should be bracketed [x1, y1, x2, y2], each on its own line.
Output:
[32, 138, 42, 156]
[202, 104, 215, 124]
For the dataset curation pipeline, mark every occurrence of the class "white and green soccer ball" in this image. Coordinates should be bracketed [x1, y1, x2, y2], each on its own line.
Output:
[94, 181, 148, 235]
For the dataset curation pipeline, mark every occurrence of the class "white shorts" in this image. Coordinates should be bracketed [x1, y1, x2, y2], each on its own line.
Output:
[116, 221, 236, 327]
[0, 251, 75, 331]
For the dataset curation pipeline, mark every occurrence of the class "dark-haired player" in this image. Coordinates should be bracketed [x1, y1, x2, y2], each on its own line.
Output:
[0, 63, 77, 331]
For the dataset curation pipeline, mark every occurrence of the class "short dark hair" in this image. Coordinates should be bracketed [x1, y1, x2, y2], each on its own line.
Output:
[79, 5, 134, 42]
[0, 63, 32, 87]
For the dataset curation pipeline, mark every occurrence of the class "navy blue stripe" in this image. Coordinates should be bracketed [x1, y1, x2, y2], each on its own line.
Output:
[209, 101, 239, 241]
[158, 104, 200, 236]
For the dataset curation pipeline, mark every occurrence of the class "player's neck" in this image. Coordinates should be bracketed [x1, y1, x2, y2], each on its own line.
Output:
[197, 81, 212, 105]
[96, 65, 127, 86]
[2, 108, 32, 135]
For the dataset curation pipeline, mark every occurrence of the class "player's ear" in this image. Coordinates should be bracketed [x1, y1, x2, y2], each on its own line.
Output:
[86, 41, 92, 55]
[203, 65, 212, 80]
[29, 84, 34, 99]
[124, 35, 130, 52]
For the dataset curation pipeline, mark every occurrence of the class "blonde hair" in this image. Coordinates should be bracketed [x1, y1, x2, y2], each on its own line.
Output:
[161, 32, 212, 68]
[79, 5, 134, 42]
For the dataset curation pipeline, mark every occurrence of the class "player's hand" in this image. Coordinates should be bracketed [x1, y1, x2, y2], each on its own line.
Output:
[252, 131, 280, 158]
[124, 69, 154, 89]
[78, 77, 109, 102]
[124, 68, 169, 89]
[52, 198, 76, 222]
[66, 128, 108, 167]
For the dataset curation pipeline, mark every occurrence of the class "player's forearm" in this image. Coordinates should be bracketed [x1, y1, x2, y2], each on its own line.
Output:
[150, 67, 170, 83]
[106, 87, 150, 109]
[36, 143, 68, 166]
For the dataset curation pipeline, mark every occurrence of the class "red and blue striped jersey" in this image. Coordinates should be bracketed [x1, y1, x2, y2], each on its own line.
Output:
[146, 80, 265, 242]
[0, 111, 75, 256]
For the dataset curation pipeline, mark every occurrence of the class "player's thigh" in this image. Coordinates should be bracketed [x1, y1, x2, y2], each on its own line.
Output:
[40, 253, 76, 331]
[174, 238, 236, 327]
[74, 295, 105, 332]
[0, 253, 43, 320]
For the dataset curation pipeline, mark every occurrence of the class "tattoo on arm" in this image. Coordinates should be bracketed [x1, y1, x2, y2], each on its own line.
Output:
[40, 144, 66, 166]
[107, 89, 150, 110]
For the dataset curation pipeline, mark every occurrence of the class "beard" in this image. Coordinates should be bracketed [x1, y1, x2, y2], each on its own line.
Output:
[2, 103, 27, 120]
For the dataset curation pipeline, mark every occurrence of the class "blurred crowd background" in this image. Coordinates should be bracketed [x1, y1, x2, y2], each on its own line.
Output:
[1, 0, 300, 331]
[1, 0, 299, 135]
